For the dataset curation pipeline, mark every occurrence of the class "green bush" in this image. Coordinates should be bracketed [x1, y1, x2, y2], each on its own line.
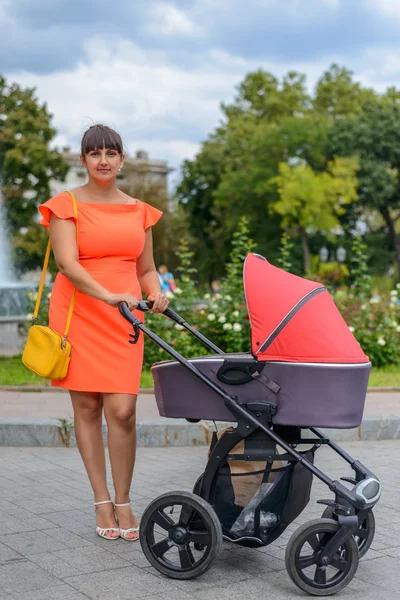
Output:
[334, 287, 400, 367]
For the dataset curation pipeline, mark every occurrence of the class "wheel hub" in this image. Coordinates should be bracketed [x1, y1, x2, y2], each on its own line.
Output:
[172, 526, 188, 544]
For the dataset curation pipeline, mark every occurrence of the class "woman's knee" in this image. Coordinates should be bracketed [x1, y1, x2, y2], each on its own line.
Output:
[104, 396, 137, 428]
[70, 392, 102, 422]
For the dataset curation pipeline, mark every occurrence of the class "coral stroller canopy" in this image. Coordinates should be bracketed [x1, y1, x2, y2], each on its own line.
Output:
[243, 253, 369, 364]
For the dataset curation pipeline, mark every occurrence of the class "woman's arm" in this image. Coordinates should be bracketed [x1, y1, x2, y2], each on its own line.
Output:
[137, 229, 169, 313]
[49, 216, 138, 308]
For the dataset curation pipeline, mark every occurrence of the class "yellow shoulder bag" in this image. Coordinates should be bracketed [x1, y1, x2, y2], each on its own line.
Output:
[22, 191, 78, 380]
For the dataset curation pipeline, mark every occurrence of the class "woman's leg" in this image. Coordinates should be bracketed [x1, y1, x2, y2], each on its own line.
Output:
[103, 393, 138, 539]
[70, 391, 118, 537]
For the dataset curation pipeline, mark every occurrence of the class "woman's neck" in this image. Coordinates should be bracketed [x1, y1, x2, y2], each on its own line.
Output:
[83, 179, 119, 201]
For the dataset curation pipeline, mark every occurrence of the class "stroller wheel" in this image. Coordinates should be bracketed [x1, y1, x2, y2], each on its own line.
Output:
[285, 518, 359, 597]
[140, 491, 222, 580]
[321, 507, 375, 558]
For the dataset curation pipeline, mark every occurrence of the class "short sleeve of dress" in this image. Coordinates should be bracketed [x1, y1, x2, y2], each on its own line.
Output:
[140, 202, 163, 230]
[39, 192, 77, 230]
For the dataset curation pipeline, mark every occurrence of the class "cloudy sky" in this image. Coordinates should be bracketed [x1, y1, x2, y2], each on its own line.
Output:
[2, 0, 400, 188]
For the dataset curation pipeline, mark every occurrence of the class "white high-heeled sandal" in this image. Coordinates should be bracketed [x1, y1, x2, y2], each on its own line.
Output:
[114, 501, 139, 541]
[94, 500, 120, 540]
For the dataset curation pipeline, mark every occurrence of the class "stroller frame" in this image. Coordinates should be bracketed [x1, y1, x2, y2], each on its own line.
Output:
[120, 301, 381, 595]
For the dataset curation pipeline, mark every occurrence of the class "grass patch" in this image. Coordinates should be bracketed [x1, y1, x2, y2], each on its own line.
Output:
[0, 355, 154, 388]
[1, 355, 399, 388]
[368, 365, 400, 388]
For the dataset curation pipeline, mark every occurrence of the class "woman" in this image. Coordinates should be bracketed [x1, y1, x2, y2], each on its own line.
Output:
[39, 124, 168, 541]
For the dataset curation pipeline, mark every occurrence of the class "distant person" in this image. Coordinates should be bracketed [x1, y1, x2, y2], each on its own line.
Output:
[211, 279, 221, 296]
[158, 264, 176, 293]
[38, 124, 169, 542]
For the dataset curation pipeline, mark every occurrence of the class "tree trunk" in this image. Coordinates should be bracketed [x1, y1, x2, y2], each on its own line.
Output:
[381, 206, 400, 278]
[300, 228, 311, 273]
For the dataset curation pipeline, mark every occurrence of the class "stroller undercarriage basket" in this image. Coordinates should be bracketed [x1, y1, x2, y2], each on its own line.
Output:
[207, 429, 315, 547]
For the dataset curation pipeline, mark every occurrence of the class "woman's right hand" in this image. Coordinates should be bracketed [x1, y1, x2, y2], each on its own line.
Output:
[104, 293, 139, 312]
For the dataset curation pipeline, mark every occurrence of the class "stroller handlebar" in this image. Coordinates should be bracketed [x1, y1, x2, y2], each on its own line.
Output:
[118, 300, 185, 325]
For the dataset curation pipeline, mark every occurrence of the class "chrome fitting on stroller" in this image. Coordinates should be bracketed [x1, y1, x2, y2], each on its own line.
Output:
[119, 253, 381, 597]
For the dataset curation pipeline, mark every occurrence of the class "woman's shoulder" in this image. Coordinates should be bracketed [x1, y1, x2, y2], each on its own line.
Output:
[39, 191, 76, 229]
[135, 199, 163, 230]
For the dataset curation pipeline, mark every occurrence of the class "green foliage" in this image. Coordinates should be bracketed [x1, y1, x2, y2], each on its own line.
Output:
[270, 156, 359, 233]
[0, 75, 68, 272]
[349, 236, 372, 299]
[222, 217, 256, 300]
[313, 64, 376, 118]
[335, 287, 400, 368]
[329, 96, 400, 275]
[277, 233, 294, 272]
[316, 262, 349, 288]
[177, 63, 378, 282]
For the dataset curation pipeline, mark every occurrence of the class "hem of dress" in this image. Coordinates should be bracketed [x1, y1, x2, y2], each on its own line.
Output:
[51, 381, 140, 395]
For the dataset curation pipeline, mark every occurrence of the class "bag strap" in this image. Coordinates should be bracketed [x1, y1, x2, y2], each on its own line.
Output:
[33, 191, 79, 341]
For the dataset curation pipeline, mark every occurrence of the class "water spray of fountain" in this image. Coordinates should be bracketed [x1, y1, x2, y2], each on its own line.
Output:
[0, 188, 34, 350]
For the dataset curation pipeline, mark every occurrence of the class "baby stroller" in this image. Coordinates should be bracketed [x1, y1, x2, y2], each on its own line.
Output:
[119, 253, 381, 597]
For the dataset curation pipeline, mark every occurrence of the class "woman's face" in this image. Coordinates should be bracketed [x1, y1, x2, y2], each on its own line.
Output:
[82, 147, 124, 183]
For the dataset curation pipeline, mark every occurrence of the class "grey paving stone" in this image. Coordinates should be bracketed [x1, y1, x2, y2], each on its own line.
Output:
[0, 441, 397, 599]
[9, 583, 90, 599]
[39, 527, 93, 549]
[0, 561, 60, 594]
[27, 552, 83, 578]
[0, 530, 68, 556]
[0, 542, 25, 566]
[64, 566, 180, 600]
[50, 546, 132, 574]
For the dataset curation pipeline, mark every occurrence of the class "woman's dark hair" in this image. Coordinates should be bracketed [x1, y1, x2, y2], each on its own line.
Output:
[81, 124, 123, 155]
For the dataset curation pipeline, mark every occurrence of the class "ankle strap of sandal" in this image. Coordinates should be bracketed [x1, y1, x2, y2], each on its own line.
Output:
[94, 500, 113, 506]
[114, 501, 131, 507]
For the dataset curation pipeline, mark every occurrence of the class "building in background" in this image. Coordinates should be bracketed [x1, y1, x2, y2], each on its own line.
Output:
[51, 148, 173, 196]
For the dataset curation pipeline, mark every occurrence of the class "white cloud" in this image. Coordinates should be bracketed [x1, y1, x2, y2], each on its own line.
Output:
[7, 38, 241, 171]
[365, 0, 400, 18]
[147, 3, 203, 37]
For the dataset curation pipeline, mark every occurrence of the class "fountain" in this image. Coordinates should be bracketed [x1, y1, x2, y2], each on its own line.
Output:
[0, 191, 34, 352]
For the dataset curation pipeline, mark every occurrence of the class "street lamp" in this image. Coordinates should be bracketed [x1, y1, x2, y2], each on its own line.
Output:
[319, 246, 329, 263]
[336, 246, 346, 263]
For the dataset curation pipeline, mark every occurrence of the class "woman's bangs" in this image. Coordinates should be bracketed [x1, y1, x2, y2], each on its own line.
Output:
[82, 127, 123, 155]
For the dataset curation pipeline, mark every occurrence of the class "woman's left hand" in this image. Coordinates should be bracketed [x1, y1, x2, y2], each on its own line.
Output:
[147, 293, 169, 314]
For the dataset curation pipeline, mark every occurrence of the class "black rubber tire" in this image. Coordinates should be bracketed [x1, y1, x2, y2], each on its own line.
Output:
[285, 518, 359, 597]
[140, 491, 222, 580]
[322, 508, 375, 559]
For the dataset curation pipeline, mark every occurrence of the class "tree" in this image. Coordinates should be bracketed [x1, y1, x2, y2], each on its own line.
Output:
[222, 70, 311, 123]
[329, 97, 400, 276]
[270, 156, 359, 271]
[0, 75, 68, 272]
[176, 64, 382, 280]
[313, 64, 376, 118]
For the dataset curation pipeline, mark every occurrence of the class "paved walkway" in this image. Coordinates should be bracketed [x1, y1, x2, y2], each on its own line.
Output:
[0, 440, 398, 599]
[0, 390, 399, 421]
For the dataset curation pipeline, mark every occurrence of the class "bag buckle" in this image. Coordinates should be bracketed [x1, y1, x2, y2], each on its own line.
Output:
[61, 336, 68, 349]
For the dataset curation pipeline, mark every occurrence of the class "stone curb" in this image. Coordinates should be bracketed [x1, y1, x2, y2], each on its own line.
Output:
[0, 386, 156, 394]
[0, 416, 399, 447]
[1, 386, 400, 393]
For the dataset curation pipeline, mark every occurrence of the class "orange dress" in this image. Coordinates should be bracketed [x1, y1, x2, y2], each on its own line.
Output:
[39, 192, 162, 394]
